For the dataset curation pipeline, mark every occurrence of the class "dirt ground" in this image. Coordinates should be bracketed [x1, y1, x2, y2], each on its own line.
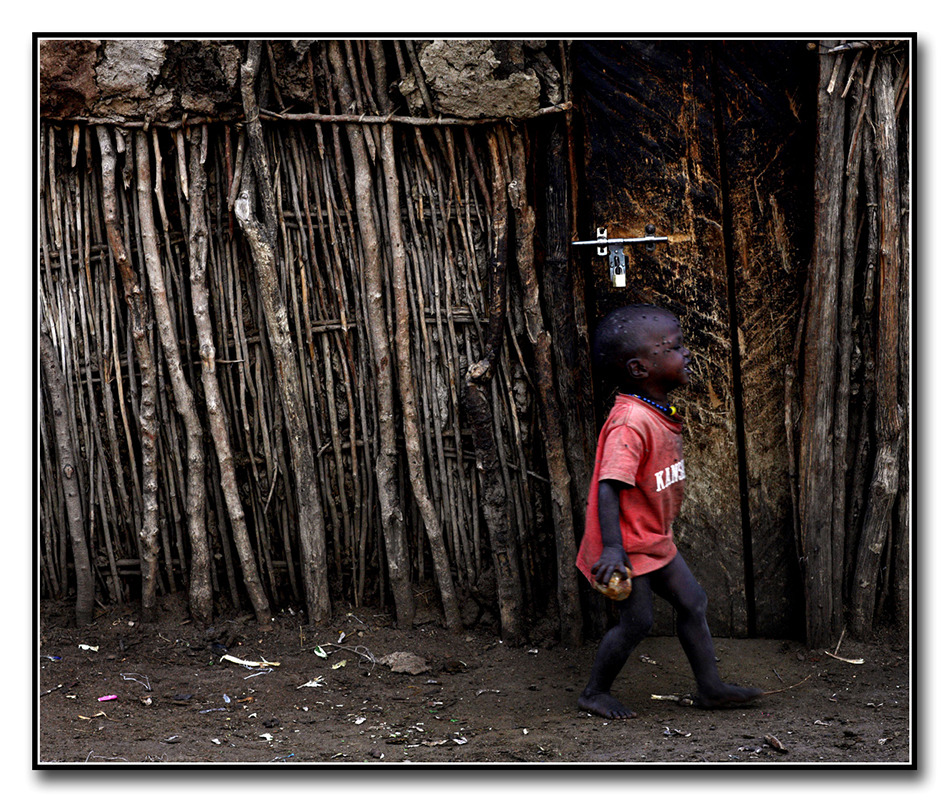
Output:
[35, 594, 911, 766]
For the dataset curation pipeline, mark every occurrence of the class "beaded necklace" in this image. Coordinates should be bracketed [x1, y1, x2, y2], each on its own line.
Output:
[624, 393, 677, 417]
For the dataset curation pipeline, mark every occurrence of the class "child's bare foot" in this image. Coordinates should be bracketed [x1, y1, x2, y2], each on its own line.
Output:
[578, 691, 637, 719]
[692, 684, 763, 710]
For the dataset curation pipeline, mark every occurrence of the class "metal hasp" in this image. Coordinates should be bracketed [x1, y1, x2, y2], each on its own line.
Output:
[607, 242, 627, 287]
[571, 225, 669, 288]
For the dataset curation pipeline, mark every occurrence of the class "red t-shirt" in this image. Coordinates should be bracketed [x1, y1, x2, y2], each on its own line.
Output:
[576, 394, 685, 581]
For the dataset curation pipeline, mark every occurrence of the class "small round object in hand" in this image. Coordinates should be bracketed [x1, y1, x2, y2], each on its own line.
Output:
[592, 566, 632, 601]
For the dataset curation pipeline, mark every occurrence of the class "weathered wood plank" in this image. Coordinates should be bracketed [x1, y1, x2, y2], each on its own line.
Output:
[712, 42, 814, 637]
[799, 43, 848, 647]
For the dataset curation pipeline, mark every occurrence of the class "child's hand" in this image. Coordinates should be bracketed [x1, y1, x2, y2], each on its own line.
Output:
[591, 546, 630, 586]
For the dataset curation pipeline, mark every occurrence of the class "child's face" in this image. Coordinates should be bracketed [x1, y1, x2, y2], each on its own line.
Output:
[631, 315, 692, 392]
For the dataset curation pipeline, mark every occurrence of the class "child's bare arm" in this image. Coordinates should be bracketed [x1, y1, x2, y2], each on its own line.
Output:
[592, 479, 632, 584]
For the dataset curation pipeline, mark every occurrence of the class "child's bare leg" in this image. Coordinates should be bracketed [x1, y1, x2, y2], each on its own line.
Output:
[579, 576, 653, 719]
[652, 554, 762, 708]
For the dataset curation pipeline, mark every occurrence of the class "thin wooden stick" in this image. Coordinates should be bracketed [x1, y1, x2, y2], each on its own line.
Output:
[236, 41, 331, 625]
[151, 129, 171, 231]
[96, 125, 161, 621]
[845, 50, 878, 174]
[189, 125, 273, 624]
[135, 129, 211, 621]
[761, 674, 813, 696]
[54, 101, 575, 131]
[40, 325, 94, 625]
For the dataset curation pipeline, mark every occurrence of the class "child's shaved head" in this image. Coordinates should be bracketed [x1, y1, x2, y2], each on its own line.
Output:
[592, 304, 678, 387]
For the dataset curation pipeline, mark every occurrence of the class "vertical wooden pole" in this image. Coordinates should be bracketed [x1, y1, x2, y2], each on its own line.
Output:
[799, 45, 847, 647]
[96, 125, 161, 622]
[509, 127, 582, 646]
[463, 127, 525, 644]
[40, 326, 94, 626]
[186, 125, 272, 626]
[235, 41, 331, 625]
[134, 130, 213, 623]
[850, 57, 905, 639]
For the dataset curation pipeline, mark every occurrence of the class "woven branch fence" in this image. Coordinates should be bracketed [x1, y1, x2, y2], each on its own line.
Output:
[39, 40, 587, 644]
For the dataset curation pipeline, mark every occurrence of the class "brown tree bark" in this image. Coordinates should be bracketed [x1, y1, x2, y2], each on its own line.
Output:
[845, 123, 880, 569]
[235, 41, 331, 625]
[133, 130, 213, 623]
[326, 40, 420, 630]
[850, 57, 905, 639]
[185, 125, 272, 626]
[891, 115, 911, 629]
[540, 121, 596, 525]
[463, 127, 525, 644]
[509, 128, 582, 646]
[832, 68, 864, 598]
[40, 326, 94, 626]
[96, 125, 160, 622]
[799, 45, 847, 647]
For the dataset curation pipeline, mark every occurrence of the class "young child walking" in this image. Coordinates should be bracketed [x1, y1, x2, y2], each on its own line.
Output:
[576, 303, 763, 719]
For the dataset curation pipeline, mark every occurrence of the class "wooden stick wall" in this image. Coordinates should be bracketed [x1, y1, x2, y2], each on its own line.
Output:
[38, 42, 579, 643]
[792, 40, 910, 645]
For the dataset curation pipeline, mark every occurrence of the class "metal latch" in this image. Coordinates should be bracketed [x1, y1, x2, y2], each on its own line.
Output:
[572, 225, 669, 288]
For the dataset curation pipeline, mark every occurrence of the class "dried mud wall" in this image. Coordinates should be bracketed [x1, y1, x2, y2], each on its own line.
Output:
[39, 39, 558, 123]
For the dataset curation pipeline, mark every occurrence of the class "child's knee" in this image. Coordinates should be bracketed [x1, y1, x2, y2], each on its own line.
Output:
[619, 609, 653, 644]
[678, 587, 708, 620]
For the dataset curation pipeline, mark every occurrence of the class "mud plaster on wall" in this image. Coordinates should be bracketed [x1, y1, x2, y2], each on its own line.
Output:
[418, 40, 541, 118]
[94, 40, 174, 118]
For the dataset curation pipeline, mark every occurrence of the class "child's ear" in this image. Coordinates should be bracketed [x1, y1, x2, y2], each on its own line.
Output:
[625, 357, 648, 379]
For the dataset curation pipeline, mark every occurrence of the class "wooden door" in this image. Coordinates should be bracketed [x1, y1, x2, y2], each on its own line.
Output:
[572, 40, 814, 637]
